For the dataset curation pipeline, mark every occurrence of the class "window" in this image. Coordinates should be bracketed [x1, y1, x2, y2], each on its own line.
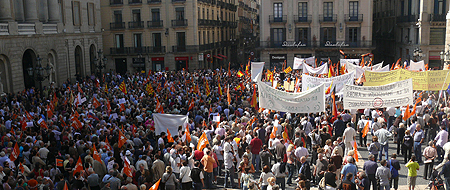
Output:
[203, 31, 206, 44]
[132, 10, 141, 22]
[177, 32, 186, 50]
[321, 27, 336, 43]
[198, 32, 201, 44]
[153, 33, 162, 52]
[296, 28, 308, 43]
[115, 34, 124, 48]
[349, 1, 358, 21]
[207, 9, 209, 20]
[430, 28, 445, 45]
[72, 1, 81, 26]
[271, 28, 285, 47]
[415, 28, 419, 44]
[114, 10, 122, 23]
[435, 0, 445, 14]
[176, 7, 185, 20]
[347, 27, 359, 46]
[212, 31, 215, 43]
[298, 2, 307, 21]
[151, 9, 160, 21]
[273, 3, 283, 21]
[87, 3, 95, 25]
[134, 34, 142, 48]
[323, 2, 333, 21]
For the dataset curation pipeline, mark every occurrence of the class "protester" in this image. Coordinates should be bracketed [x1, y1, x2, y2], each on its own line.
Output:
[375, 160, 391, 190]
[362, 154, 378, 190]
[388, 154, 400, 190]
[405, 155, 420, 190]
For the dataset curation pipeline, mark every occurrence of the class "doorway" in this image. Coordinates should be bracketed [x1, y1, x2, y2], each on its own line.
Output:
[115, 58, 127, 75]
[22, 49, 37, 89]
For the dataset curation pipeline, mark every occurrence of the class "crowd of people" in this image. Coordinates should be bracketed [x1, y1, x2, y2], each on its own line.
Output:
[0, 67, 448, 190]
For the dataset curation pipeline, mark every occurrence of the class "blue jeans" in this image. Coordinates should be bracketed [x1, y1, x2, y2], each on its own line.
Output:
[224, 166, 236, 188]
[252, 154, 261, 172]
[276, 177, 286, 190]
[192, 182, 202, 190]
[437, 146, 444, 161]
[379, 143, 389, 161]
[204, 171, 213, 189]
[287, 163, 295, 184]
[445, 177, 450, 190]
[414, 142, 422, 162]
[379, 184, 390, 190]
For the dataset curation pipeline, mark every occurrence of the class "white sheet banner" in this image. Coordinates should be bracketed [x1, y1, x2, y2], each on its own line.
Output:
[153, 113, 189, 136]
[302, 71, 356, 95]
[251, 62, 265, 82]
[340, 59, 361, 66]
[257, 79, 325, 113]
[302, 63, 328, 74]
[343, 78, 413, 109]
[345, 62, 383, 78]
[409, 60, 425, 71]
[305, 56, 315, 66]
[293, 57, 304, 70]
[373, 64, 390, 72]
[371, 62, 383, 70]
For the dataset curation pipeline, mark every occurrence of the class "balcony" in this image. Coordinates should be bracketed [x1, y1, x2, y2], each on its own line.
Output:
[172, 0, 185, 2]
[147, 0, 161, 3]
[320, 14, 337, 23]
[110, 0, 123, 5]
[320, 40, 373, 48]
[147, 20, 163, 28]
[128, 21, 144, 29]
[259, 41, 312, 48]
[110, 22, 125, 30]
[344, 14, 363, 23]
[149, 46, 166, 53]
[0, 23, 8, 35]
[110, 47, 166, 55]
[396, 15, 418, 23]
[128, 0, 142, 4]
[430, 14, 446, 22]
[294, 15, 312, 23]
[110, 48, 128, 55]
[269, 15, 287, 23]
[172, 45, 199, 53]
[172, 19, 188, 27]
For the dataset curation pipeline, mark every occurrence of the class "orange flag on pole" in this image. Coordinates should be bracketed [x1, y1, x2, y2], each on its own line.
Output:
[118, 131, 127, 148]
[362, 121, 370, 138]
[149, 179, 161, 190]
[92, 144, 102, 163]
[270, 126, 277, 139]
[10, 142, 19, 161]
[197, 132, 209, 151]
[185, 125, 191, 143]
[188, 99, 195, 111]
[123, 159, 133, 177]
[353, 141, 359, 162]
[63, 181, 69, 190]
[73, 157, 83, 176]
[93, 97, 100, 108]
[403, 105, 410, 121]
[56, 158, 64, 167]
[167, 129, 174, 143]
[227, 86, 231, 105]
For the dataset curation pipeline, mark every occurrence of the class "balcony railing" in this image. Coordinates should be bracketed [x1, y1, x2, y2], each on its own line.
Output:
[147, 20, 163, 28]
[294, 15, 312, 23]
[172, 45, 199, 53]
[258, 40, 373, 48]
[128, 21, 144, 29]
[172, 19, 188, 27]
[149, 46, 166, 53]
[110, 48, 128, 54]
[148, 0, 161, 3]
[172, 0, 185, 2]
[320, 41, 373, 48]
[128, 0, 142, 4]
[344, 14, 363, 23]
[259, 41, 312, 48]
[397, 15, 419, 23]
[110, 0, 123, 5]
[110, 22, 125, 30]
[110, 47, 166, 55]
[319, 14, 337, 23]
[269, 15, 287, 23]
[430, 13, 446, 22]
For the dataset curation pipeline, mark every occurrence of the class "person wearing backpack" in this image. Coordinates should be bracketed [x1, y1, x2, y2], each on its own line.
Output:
[388, 154, 400, 190]
[189, 161, 204, 190]
[271, 159, 287, 190]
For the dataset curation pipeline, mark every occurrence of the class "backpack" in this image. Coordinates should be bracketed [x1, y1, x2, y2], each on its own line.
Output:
[389, 160, 399, 178]
[279, 162, 286, 173]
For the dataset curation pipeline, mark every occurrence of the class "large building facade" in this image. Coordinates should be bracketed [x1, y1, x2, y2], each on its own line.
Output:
[259, 0, 374, 68]
[101, 0, 237, 73]
[373, 0, 447, 69]
[0, 0, 103, 93]
[235, 0, 260, 65]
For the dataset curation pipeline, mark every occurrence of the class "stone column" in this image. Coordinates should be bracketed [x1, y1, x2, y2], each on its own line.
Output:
[47, 0, 59, 23]
[14, 0, 25, 22]
[24, 0, 39, 22]
[0, 0, 13, 21]
[445, 11, 450, 70]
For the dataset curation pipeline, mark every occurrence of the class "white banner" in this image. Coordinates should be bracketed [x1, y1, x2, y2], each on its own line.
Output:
[153, 113, 189, 136]
[340, 59, 360, 66]
[251, 62, 265, 82]
[293, 57, 304, 70]
[302, 71, 355, 95]
[302, 63, 328, 74]
[373, 64, 390, 72]
[305, 56, 315, 66]
[345, 62, 383, 78]
[409, 60, 425, 71]
[257, 79, 325, 113]
[343, 78, 414, 109]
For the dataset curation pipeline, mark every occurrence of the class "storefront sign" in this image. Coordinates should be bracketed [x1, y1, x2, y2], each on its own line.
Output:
[271, 55, 286, 60]
[324, 41, 349, 47]
[282, 41, 307, 47]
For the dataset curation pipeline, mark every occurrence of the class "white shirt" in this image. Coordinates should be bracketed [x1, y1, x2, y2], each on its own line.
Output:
[180, 166, 192, 183]
[387, 107, 396, 117]
[170, 156, 181, 173]
[259, 172, 275, 186]
[343, 127, 357, 143]
[294, 147, 309, 159]
[435, 130, 449, 147]
[158, 137, 164, 146]
[135, 159, 148, 170]
[271, 162, 287, 177]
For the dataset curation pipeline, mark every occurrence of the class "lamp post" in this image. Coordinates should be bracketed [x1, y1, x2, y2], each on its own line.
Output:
[413, 47, 423, 62]
[440, 50, 450, 70]
[94, 49, 107, 78]
[27, 55, 52, 96]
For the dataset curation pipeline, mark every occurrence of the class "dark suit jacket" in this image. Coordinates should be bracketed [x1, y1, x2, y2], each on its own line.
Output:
[299, 161, 312, 180]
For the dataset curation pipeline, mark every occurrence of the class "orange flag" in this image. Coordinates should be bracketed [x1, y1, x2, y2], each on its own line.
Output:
[106, 100, 111, 114]
[362, 121, 370, 138]
[18, 163, 25, 173]
[73, 157, 83, 176]
[120, 103, 125, 112]
[185, 125, 191, 142]
[167, 129, 174, 143]
[156, 98, 164, 113]
[92, 144, 102, 163]
[197, 132, 209, 151]
[251, 84, 258, 109]
[104, 138, 112, 152]
[56, 158, 64, 167]
[38, 118, 48, 129]
[72, 118, 82, 130]
[353, 141, 359, 162]
[10, 142, 19, 161]
[149, 179, 161, 190]
[123, 159, 133, 177]
[47, 105, 53, 119]
[63, 181, 69, 190]
[270, 126, 277, 139]
[188, 99, 195, 111]
[227, 86, 231, 105]
[92, 97, 100, 108]
[403, 105, 410, 121]
[410, 103, 417, 116]
[118, 131, 127, 148]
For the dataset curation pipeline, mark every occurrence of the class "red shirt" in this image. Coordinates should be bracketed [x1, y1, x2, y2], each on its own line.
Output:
[250, 137, 262, 154]
[194, 150, 204, 160]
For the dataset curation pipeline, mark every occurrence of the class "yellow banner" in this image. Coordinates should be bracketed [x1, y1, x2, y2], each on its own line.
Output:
[364, 69, 450, 90]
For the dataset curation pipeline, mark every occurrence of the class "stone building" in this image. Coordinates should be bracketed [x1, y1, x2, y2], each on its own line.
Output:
[0, 0, 103, 93]
[258, 0, 374, 68]
[101, 0, 237, 73]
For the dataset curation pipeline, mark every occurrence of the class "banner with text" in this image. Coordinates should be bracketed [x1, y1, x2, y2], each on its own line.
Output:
[302, 71, 355, 95]
[257, 79, 325, 113]
[343, 78, 413, 109]
[153, 113, 189, 136]
[251, 62, 265, 82]
[302, 63, 328, 74]
[344, 62, 383, 78]
[364, 69, 450, 90]
[408, 60, 425, 71]
[293, 57, 304, 70]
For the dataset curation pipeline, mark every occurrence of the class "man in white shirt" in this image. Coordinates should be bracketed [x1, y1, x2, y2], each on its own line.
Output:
[223, 136, 236, 188]
[387, 107, 396, 128]
[272, 160, 288, 190]
[158, 132, 166, 147]
[343, 123, 357, 155]
[435, 125, 448, 162]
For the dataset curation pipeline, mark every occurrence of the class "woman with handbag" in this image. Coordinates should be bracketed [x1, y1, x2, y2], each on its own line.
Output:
[180, 161, 193, 190]
[162, 166, 179, 190]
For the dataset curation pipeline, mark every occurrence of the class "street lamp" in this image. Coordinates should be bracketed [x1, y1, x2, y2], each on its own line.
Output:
[413, 47, 423, 61]
[440, 50, 450, 70]
[27, 55, 52, 95]
[94, 49, 107, 77]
